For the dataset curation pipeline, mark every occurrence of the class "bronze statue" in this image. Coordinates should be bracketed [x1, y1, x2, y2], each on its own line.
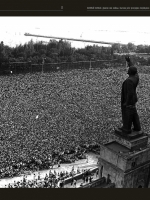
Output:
[118, 56, 141, 134]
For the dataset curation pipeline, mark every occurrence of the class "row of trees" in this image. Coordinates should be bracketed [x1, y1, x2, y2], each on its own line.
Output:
[0, 39, 114, 64]
[1, 39, 150, 66]
[112, 42, 150, 54]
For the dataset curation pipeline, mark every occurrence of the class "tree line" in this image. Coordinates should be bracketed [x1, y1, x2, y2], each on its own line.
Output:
[0, 39, 150, 67]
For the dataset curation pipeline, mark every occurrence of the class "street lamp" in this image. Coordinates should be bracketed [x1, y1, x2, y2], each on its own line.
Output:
[52, 53, 59, 70]
[28, 60, 32, 73]
[90, 58, 94, 70]
[42, 58, 46, 73]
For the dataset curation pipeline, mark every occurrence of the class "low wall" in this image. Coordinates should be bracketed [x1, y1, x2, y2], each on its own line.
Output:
[103, 183, 115, 188]
[80, 177, 106, 188]
[64, 167, 98, 185]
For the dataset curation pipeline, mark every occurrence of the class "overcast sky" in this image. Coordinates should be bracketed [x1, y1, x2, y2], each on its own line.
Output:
[0, 17, 150, 48]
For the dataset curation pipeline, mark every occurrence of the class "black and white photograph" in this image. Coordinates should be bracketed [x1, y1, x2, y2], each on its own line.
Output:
[0, 14, 150, 190]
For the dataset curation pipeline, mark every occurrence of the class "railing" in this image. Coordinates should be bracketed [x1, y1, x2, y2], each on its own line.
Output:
[31, 59, 117, 73]
[80, 177, 106, 188]
[80, 177, 115, 188]
[0, 59, 118, 75]
[64, 167, 98, 185]
[103, 183, 115, 188]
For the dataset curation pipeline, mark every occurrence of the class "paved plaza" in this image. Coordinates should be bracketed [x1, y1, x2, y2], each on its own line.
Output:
[0, 152, 98, 188]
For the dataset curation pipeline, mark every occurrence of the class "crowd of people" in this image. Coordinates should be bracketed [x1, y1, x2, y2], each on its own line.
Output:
[5, 167, 96, 188]
[0, 65, 149, 179]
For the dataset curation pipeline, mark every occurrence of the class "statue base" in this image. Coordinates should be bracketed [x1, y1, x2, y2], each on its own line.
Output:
[109, 129, 148, 151]
[115, 128, 144, 140]
[98, 130, 150, 188]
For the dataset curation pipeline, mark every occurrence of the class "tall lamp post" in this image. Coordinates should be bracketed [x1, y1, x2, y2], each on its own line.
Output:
[42, 58, 46, 73]
[52, 53, 59, 70]
[28, 60, 32, 73]
[90, 57, 94, 70]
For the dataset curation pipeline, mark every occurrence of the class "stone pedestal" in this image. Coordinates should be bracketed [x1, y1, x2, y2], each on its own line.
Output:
[98, 129, 150, 188]
[110, 129, 148, 151]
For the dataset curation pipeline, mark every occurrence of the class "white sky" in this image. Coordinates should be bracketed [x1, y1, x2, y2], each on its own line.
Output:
[0, 17, 150, 48]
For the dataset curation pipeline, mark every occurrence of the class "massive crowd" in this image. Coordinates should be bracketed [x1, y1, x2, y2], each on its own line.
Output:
[0, 65, 149, 179]
[5, 167, 97, 188]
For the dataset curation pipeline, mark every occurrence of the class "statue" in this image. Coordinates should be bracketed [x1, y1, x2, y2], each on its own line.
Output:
[118, 56, 141, 134]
